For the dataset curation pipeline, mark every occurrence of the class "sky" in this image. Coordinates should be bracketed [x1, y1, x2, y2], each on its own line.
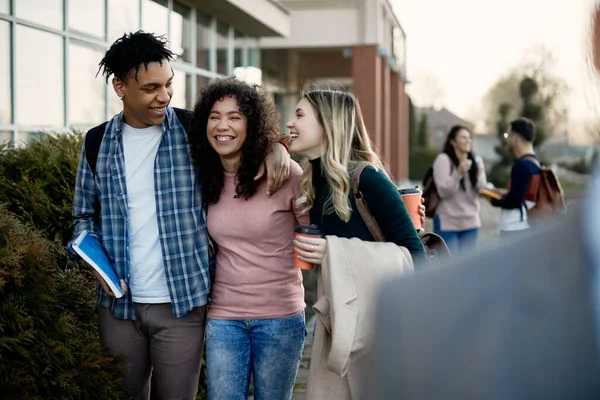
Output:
[390, 0, 598, 143]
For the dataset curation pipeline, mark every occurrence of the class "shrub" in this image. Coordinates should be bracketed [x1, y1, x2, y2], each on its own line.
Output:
[0, 207, 128, 399]
[487, 164, 511, 189]
[558, 157, 594, 175]
[0, 133, 211, 398]
[409, 146, 438, 182]
[0, 133, 83, 246]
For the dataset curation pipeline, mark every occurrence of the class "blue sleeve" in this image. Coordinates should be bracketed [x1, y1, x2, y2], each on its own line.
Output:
[491, 160, 534, 209]
[360, 167, 426, 260]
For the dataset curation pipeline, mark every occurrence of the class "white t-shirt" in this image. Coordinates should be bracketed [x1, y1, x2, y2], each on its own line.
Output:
[122, 123, 170, 303]
[499, 200, 535, 232]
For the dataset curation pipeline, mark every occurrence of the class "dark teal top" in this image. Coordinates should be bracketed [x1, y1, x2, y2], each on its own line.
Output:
[309, 158, 425, 260]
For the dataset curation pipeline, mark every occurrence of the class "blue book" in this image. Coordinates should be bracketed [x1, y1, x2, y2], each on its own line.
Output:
[71, 230, 124, 298]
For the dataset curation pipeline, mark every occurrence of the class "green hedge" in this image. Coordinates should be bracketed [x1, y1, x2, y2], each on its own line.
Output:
[0, 207, 128, 399]
[0, 133, 212, 399]
[487, 164, 511, 189]
[0, 134, 131, 398]
[0, 134, 82, 246]
[409, 146, 438, 182]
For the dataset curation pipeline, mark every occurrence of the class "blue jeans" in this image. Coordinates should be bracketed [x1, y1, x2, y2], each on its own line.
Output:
[433, 215, 479, 255]
[206, 312, 306, 400]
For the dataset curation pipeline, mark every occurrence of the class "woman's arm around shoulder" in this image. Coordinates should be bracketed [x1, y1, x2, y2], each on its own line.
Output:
[290, 160, 310, 226]
[359, 167, 425, 260]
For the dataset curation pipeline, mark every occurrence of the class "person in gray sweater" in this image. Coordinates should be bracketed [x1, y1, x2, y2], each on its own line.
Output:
[432, 125, 487, 254]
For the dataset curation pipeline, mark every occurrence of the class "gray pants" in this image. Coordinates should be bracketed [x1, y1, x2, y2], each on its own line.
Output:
[97, 303, 207, 400]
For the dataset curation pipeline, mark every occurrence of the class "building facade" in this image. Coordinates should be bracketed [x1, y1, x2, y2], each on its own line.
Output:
[0, 0, 289, 144]
[260, 0, 410, 180]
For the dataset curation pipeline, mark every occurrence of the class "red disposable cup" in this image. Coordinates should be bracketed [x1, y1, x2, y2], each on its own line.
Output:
[399, 187, 423, 230]
[294, 225, 322, 270]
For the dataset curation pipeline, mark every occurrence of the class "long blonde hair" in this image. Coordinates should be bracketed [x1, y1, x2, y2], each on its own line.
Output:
[297, 84, 387, 222]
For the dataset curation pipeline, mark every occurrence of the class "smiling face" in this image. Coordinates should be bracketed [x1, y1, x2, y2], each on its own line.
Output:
[451, 128, 472, 154]
[286, 98, 326, 160]
[113, 59, 174, 128]
[206, 96, 248, 169]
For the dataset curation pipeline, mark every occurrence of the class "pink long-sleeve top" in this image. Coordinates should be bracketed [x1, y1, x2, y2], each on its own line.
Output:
[207, 161, 309, 320]
[432, 153, 487, 231]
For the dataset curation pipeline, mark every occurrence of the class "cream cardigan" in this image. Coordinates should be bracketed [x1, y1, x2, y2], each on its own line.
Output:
[307, 236, 414, 399]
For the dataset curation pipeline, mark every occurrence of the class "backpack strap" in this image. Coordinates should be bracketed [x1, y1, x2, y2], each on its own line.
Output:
[84, 122, 108, 176]
[173, 107, 193, 132]
[351, 164, 386, 242]
[521, 155, 542, 203]
[523, 155, 542, 168]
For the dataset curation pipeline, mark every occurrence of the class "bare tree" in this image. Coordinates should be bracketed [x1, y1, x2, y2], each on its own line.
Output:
[482, 45, 569, 142]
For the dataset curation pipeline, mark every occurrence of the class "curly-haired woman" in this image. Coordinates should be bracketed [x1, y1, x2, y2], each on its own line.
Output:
[188, 77, 308, 400]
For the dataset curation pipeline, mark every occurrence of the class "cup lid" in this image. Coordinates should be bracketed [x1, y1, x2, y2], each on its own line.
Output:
[295, 224, 322, 236]
[399, 186, 422, 195]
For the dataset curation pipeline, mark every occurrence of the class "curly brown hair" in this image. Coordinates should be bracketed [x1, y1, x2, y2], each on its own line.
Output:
[188, 77, 279, 204]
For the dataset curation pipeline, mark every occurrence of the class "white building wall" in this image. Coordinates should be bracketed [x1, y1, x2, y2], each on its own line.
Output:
[261, 6, 363, 48]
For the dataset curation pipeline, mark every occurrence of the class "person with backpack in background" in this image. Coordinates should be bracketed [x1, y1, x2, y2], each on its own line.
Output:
[489, 117, 565, 237]
[429, 125, 488, 254]
[66, 31, 291, 400]
[366, 6, 600, 396]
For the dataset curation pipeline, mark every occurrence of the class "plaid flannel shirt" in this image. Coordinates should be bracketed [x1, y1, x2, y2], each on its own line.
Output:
[67, 107, 212, 320]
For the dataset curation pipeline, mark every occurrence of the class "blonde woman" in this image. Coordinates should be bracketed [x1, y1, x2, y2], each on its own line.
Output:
[288, 86, 425, 266]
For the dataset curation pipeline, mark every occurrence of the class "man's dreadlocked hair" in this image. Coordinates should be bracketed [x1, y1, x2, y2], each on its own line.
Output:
[97, 31, 176, 83]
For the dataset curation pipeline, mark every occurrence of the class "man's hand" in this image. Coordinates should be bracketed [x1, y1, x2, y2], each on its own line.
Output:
[88, 265, 127, 298]
[255, 141, 291, 196]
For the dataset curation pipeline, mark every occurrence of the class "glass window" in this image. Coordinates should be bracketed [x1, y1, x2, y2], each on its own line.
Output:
[15, 0, 63, 30]
[69, 44, 106, 126]
[16, 131, 41, 145]
[0, 131, 12, 146]
[170, 2, 191, 63]
[1, 0, 9, 14]
[15, 26, 63, 126]
[197, 75, 209, 93]
[0, 21, 11, 124]
[108, 0, 140, 43]
[170, 72, 191, 110]
[216, 21, 229, 75]
[196, 11, 211, 71]
[234, 30, 244, 69]
[248, 38, 260, 67]
[142, 0, 168, 37]
[69, 0, 105, 37]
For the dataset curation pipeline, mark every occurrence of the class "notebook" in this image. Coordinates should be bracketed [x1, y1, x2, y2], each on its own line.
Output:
[71, 230, 123, 298]
[480, 188, 503, 201]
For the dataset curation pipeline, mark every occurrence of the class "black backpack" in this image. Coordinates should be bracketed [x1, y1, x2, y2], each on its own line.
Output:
[84, 107, 192, 175]
[421, 167, 439, 218]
